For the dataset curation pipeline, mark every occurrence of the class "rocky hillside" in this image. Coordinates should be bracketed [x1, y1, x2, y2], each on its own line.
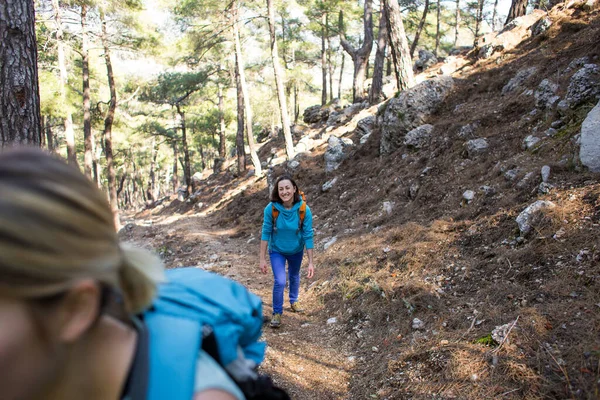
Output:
[129, 3, 600, 399]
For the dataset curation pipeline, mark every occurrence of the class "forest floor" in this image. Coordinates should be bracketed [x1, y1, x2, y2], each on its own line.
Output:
[120, 4, 600, 399]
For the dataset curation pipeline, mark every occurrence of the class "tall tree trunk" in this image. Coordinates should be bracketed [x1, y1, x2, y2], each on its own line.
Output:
[232, 4, 246, 174]
[294, 84, 299, 123]
[474, 0, 485, 46]
[199, 144, 205, 170]
[149, 136, 157, 199]
[267, 0, 295, 160]
[51, 0, 77, 164]
[410, 0, 430, 58]
[505, 0, 527, 24]
[176, 104, 191, 196]
[81, 5, 93, 178]
[326, 14, 334, 102]
[0, 0, 42, 146]
[435, 0, 441, 56]
[172, 140, 178, 192]
[454, 0, 460, 47]
[492, 0, 499, 30]
[369, 5, 388, 104]
[339, 0, 374, 103]
[45, 116, 54, 151]
[100, 9, 119, 229]
[233, 2, 261, 175]
[385, 0, 415, 92]
[338, 51, 345, 99]
[321, 13, 327, 105]
[218, 82, 226, 158]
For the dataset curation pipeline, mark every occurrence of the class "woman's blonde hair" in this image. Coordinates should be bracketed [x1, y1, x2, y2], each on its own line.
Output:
[0, 147, 164, 314]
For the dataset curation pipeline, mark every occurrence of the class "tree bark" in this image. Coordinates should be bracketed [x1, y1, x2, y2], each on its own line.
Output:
[435, 0, 441, 56]
[267, 0, 295, 160]
[339, 0, 374, 103]
[234, 1, 262, 175]
[100, 9, 119, 229]
[369, 5, 388, 104]
[0, 0, 42, 146]
[474, 0, 485, 46]
[321, 13, 327, 105]
[81, 5, 93, 178]
[326, 14, 334, 102]
[385, 0, 415, 92]
[454, 0, 460, 47]
[176, 104, 191, 196]
[492, 0, 499, 30]
[218, 82, 226, 158]
[410, 0, 430, 58]
[51, 0, 77, 165]
[505, 0, 527, 24]
[172, 140, 179, 192]
[338, 50, 345, 99]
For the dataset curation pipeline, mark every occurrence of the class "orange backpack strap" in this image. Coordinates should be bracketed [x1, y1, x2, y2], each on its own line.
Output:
[298, 192, 306, 231]
[271, 204, 279, 234]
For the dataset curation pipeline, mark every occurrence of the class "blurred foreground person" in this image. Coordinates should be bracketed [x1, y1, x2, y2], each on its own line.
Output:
[0, 148, 284, 400]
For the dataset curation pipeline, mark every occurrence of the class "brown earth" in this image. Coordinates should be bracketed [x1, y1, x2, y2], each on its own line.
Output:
[120, 4, 600, 399]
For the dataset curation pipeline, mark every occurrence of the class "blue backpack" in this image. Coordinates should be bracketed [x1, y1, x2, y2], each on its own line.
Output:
[142, 267, 289, 400]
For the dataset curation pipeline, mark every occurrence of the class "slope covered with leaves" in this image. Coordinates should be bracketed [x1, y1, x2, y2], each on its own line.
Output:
[123, 4, 600, 399]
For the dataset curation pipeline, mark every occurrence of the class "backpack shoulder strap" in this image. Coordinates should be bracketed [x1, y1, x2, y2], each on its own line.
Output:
[297, 192, 306, 230]
[145, 311, 202, 400]
[271, 202, 279, 234]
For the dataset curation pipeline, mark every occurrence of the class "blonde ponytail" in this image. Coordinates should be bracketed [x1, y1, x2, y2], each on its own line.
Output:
[118, 244, 165, 314]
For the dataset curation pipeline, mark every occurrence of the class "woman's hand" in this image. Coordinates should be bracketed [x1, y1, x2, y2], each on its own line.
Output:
[306, 262, 314, 279]
[259, 259, 268, 274]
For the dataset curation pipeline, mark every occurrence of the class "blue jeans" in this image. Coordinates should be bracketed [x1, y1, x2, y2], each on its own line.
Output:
[269, 250, 304, 315]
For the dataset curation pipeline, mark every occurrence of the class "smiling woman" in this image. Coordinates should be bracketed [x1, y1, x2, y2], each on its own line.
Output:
[259, 174, 315, 329]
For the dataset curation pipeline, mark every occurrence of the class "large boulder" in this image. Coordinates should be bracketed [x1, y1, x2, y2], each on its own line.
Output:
[380, 76, 454, 155]
[580, 100, 600, 172]
[561, 64, 600, 110]
[502, 67, 538, 95]
[356, 116, 376, 137]
[534, 79, 560, 109]
[464, 138, 489, 158]
[303, 105, 330, 124]
[516, 200, 556, 235]
[414, 49, 437, 71]
[404, 124, 434, 149]
[325, 136, 353, 172]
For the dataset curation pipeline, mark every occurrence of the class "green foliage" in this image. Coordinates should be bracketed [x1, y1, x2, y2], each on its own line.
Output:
[474, 334, 498, 347]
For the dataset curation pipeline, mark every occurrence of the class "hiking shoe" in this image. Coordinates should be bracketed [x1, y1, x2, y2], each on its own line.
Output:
[270, 313, 282, 328]
[290, 302, 304, 313]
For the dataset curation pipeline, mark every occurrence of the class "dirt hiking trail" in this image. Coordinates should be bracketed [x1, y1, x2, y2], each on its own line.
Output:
[121, 212, 354, 400]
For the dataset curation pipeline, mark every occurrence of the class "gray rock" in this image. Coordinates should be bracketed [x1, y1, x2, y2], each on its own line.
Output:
[323, 237, 338, 251]
[360, 133, 372, 145]
[322, 177, 338, 192]
[415, 49, 437, 71]
[534, 79, 560, 109]
[545, 128, 558, 137]
[504, 168, 520, 181]
[325, 136, 352, 172]
[538, 182, 554, 194]
[409, 182, 420, 199]
[523, 135, 541, 149]
[463, 190, 475, 203]
[458, 122, 480, 139]
[380, 76, 454, 155]
[412, 318, 425, 330]
[566, 57, 590, 73]
[480, 185, 496, 196]
[531, 17, 552, 36]
[579, 100, 600, 172]
[563, 64, 600, 109]
[383, 201, 394, 215]
[516, 200, 556, 235]
[550, 120, 565, 129]
[356, 116, 376, 137]
[502, 67, 538, 94]
[516, 172, 536, 189]
[303, 105, 329, 124]
[404, 124, 434, 149]
[478, 44, 496, 59]
[541, 165, 551, 182]
[465, 138, 489, 158]
[288, 160, 300, 169]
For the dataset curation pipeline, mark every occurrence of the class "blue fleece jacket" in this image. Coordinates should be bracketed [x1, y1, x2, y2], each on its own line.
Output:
[261, 201, 314, 255]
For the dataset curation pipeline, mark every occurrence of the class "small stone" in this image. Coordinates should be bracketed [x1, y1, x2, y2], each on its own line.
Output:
[322, 177, 338, 192]
[523, 135, 541, 150]
[372, 346, 379, 352]
[383, 201, 394, 215]
[412, 318, 425, 330]
[327, 317, 337, 324]
[551, 120, 565, 129]
[440, 340, 449, 345]
[463, 190, 475, 203]
[545, 127, 558, 137]
[541, 165, 551, 183]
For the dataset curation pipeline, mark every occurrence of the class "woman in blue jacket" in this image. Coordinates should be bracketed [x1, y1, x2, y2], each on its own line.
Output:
[259, 174, 314, 328]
